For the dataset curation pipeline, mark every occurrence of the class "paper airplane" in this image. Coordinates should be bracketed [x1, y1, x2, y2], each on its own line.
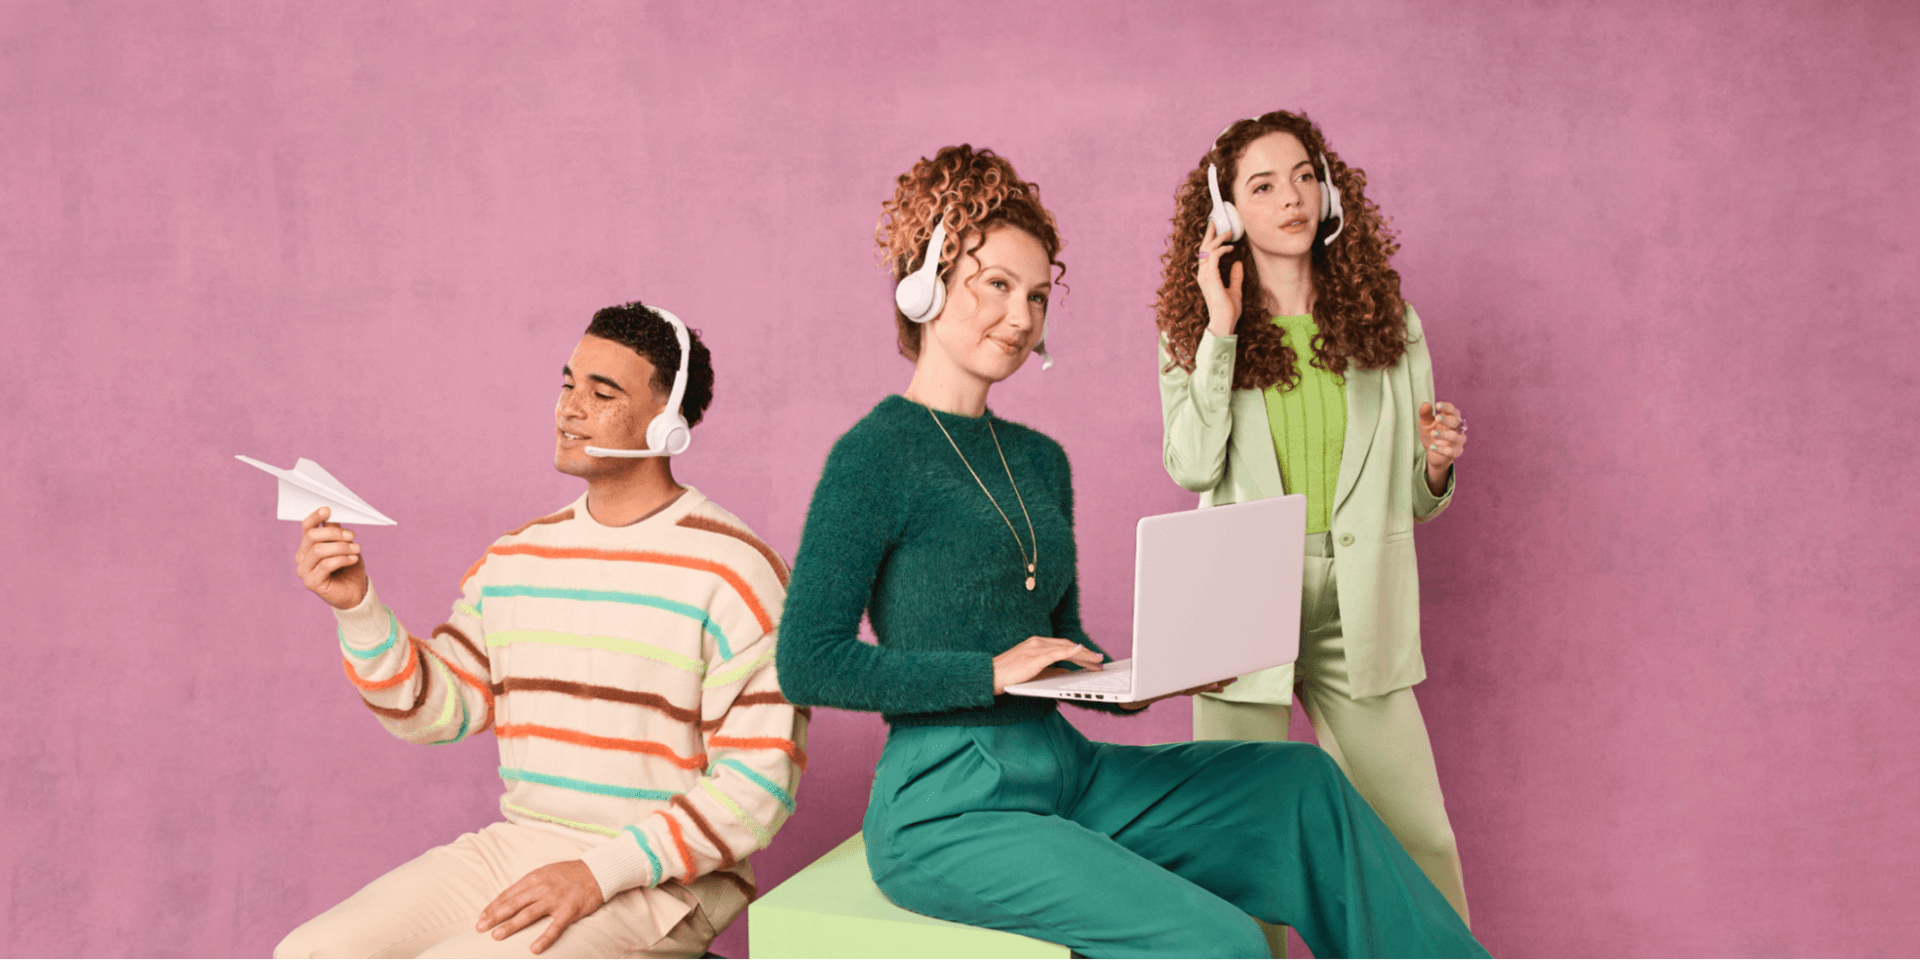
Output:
[235, 455, 397, 525]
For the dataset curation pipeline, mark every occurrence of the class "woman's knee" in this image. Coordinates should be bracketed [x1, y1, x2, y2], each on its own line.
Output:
[1247, 739, 1346, 786]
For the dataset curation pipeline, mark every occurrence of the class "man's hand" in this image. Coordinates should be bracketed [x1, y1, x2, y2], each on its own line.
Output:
[476, 859, 605, 955]
[296, 506, 368, 610]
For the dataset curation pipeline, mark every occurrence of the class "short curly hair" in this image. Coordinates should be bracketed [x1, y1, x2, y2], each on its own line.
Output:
[583, 301, 715, 428]
[875, 145, 1066, 361]
[1155, 111, 1408, 390]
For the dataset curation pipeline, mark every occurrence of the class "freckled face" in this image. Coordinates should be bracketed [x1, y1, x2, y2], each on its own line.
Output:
[553, 335, 666, 477]
[1232, 132, 1322, 260]
[922, 225, 1053, 385]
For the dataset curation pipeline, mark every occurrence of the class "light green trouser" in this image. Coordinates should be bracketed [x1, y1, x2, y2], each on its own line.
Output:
[862, 711, 1486, 959]
[1197, 532, 1470, 935]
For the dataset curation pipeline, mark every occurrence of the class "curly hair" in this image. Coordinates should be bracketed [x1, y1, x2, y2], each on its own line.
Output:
[584, 301, 715, 428]
[875, 145, 1066, 361]
[1154, 111, 1407, 390]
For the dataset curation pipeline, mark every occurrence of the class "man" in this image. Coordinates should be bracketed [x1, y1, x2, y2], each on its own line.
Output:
[276, 302, 803, 958]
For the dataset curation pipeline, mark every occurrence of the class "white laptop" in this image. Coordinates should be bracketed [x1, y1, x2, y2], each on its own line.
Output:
[1007, 495, 1307, 704]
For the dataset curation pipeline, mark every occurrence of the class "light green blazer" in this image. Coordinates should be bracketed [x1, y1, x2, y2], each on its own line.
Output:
[1158, 304, 1453, 702]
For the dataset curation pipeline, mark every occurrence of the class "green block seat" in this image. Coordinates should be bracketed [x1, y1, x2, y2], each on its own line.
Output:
[749, 833, 1069, 958]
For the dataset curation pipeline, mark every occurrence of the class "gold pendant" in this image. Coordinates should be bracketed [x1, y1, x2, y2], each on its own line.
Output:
[1026, 576, 1036, 591]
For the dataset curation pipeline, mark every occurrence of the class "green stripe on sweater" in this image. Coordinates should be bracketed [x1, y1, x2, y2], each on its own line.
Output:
[480, 585, 734, 659]
[485, 629, 705, 674]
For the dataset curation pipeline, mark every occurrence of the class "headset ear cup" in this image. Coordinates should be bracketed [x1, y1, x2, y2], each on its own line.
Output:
[1206, 164, 1244, 242]
[647, 412, 692, 457]
[894, 270, 942, 323]
[1318, 154, 1346, 245]
[895, 217, 949, 323]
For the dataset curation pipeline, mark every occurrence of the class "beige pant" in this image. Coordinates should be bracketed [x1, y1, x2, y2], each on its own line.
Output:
[1196, 533, 1470, 939]
[274, 822, 717, 959]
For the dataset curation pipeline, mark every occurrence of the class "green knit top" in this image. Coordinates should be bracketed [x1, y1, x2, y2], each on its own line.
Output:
[776, 395, 1131, 728]
[1263, 315, 1346, 534]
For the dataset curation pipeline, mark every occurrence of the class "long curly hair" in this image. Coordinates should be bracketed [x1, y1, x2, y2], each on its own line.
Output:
[876, 145, 1065, 361]
[1154, 111, 1406, 389]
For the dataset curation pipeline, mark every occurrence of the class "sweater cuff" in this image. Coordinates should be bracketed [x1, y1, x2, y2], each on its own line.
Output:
[333, 584, 394, 654]
[579, 831, 657, 900]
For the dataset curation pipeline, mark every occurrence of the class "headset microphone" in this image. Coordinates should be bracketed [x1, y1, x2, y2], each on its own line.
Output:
[583, 306, 692, 459]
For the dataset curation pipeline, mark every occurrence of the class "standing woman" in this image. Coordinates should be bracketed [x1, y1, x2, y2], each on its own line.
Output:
[1156, 110, 1473, 924]
[777, 144, 1484, 958]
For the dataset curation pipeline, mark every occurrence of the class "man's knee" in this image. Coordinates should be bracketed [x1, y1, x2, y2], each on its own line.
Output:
[271, 918, 330, 960]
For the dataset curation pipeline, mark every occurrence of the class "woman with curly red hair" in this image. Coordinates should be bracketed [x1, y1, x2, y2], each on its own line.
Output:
[1157, 111, 1474, 929]
[777, 144, 1484, 958]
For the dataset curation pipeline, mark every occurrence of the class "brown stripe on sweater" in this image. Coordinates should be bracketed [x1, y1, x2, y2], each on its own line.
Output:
[699, 690, 797, 732]
[504, 508, 575, 538]
[714, 868, 758, 902]
[675, 515, 791, 587]
[361, 666, 433, 720]
[733, 691, 792, 707]
[491, 677, 701, 723]
[671, 794, 737, 868]
[433, 622, 490, 672]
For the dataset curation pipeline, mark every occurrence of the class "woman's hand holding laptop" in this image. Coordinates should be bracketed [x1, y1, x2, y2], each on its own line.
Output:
[1116, 679, 1235, 714]
[992, 637, 1107, 694]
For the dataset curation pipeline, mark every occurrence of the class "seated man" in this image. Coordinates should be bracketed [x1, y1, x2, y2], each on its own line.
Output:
[277, 302, 804, 959]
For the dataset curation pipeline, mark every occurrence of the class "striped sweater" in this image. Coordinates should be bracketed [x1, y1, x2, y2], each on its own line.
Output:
[332, 486, 804, 917]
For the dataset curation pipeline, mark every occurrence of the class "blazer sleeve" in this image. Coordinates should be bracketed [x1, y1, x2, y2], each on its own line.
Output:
[1159, 331, 1240, 493]
[1406, 303, 1457, 523]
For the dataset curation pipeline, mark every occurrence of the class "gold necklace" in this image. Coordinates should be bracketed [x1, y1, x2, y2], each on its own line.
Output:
[924, 406, 1039, 591]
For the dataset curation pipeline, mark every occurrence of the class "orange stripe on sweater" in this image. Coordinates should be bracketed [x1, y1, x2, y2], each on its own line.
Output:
[663, 816, 695, 885]
[341, 638, 420, 691]
[457, 553, 489, 592]
[495, 724, 707, 769]
[709, 736, 809, 771]
[483, 544, 774, 633]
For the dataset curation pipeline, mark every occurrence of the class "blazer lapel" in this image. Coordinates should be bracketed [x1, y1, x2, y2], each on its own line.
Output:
[1333, 365, 1381, 515]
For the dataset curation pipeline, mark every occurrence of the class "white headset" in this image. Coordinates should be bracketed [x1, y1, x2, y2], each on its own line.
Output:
[892, 213, 1055, 369]
[1207, 123, 1345, 246]
[584, 306, 692, 458]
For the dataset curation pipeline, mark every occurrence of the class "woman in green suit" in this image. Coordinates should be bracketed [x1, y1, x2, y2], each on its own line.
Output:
[1156, 111, 1473, 925]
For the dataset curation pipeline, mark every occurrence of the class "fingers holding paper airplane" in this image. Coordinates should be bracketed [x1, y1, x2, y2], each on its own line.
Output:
[298, 507, 370, 610]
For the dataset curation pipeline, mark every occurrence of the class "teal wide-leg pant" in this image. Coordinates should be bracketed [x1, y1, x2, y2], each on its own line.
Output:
[863, 712, 1485, 959]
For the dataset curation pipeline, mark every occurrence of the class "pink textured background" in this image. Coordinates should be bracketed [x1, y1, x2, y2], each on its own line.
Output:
[4, 2, 1917, 957]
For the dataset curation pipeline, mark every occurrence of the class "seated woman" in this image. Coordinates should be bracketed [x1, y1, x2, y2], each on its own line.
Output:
[775, 144, 1486, 959]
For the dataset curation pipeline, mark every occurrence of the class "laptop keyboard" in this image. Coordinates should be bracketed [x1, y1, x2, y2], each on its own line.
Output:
[1054, 667, 1133, 693]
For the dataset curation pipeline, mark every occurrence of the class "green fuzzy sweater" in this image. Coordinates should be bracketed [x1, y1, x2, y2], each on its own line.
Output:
[777, 395, 1133, 728]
